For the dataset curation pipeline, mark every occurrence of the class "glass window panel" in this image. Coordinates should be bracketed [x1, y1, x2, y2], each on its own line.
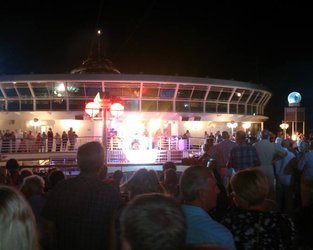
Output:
[142, 88, 159, 98]
[105, 87, 122, 97]
[32, 86, 50, 97]
[0, 90, 3, 98]
[238, 104, 245, 114]
[52, 99, 67, 110]
[176, 101, 190, 112]
[0, 101, 5, 110]
[36, 100, 51, 110]
[69, 99, 91, 111]
[105, 82, 140, 98]
[177, 89, 192, 99]
[159, 88, 175, 98]
[124, 100, 139, 111]
[230, 89, 244, 102]
[219, 88, 233, 101]
[158, 101, 173, 111]
[67, 82, 85, 97]
[258, 94, 267, 105]
[252, 106, 257, 114]
[247, 105, 253, 115]
[207, 87, 222, 101]
[248, 92, 258, 104]
[17, 88, 32, 98]
[142, 100, 157, 111]
[3, 88, 18, 97]
[8, 100, 19, 111]
[230, 104, 237, 114]
[191, 90, 206, 100]
[253, 93, 263, 104]
[217, 103, 227, 113]
[239, 90, 251, 103]
[205, 103, 216, 113]
[84, 83, 102, 97]
[190, 102, 203, 112]
[124, 88, 140, 98]
[21, 100, 33, 111]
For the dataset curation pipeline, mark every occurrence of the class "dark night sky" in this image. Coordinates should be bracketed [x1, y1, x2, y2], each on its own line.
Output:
[1, 1, 313, 133]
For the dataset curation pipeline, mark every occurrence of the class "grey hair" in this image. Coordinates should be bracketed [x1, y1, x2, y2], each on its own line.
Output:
[180, 166, 210, 202]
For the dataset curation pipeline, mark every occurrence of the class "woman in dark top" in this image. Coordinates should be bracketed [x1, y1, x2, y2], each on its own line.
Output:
[220, 168, 296, 250]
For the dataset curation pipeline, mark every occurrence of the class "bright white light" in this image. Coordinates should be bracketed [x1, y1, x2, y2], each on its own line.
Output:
[124, 149, 158, 163]
[57, 83, 65, 92]
[288, 92, 301, 104]
[29, 119, 42, 127]
[85, 102, 100, 117]
[291, 134, 297, 141]
[280, 123, 289, 130]
[110, 103, 124, 117]
[242, 122, 251, 129]
[227, 122, 238, 129]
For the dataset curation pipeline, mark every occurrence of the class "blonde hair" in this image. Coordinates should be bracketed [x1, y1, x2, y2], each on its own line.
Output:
[230, 168, 269, 209]
[122, 168, 164, 200]
[0, 185, 39, 250]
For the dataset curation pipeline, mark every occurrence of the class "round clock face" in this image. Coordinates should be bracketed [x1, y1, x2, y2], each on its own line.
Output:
[287, 92, 301, 104]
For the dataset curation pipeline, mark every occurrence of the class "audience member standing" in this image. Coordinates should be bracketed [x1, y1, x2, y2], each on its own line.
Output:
[68, 127, 74, 150]
[227, 130, 260, 171]
[180, 165, 236, 249]
[41, 132, 47, 152]
[220, 168, 296, 249]
[0, 185, 40, 250]
[61, 131, 68, 151]
[212, 131, 237, 169]
[120, 193, 186, 250]
[20, 175, 47, 238]
[5, 158, 20, 186]
[54, 132, 61, 152]
[47, 128, 54, 152]
[274, 139, 297, 213]
[42, 141, 123, 250]
[253, 129, 287, 199]
[297, 140, 313, 206]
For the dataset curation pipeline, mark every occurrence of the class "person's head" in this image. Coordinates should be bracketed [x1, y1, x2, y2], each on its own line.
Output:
[122, 168, 164, 200]
[163, 168, 179, 191]
[0, 185, 39, 250]
[20, 175, 45, 198]
[299, 140, 309, 153]
[205, 138, 214, 147]
[77, 141, 104, 173]
[162, 161, 177, 172]
[18, 169, 33, 186]
[6, 158, 20, 173]
[275, 137, 283, 146]
[221, 131, 230, 140]
[235, 130, 246, 144]
[120, 193, 186, 250]
[180, 166, 219, 211]
[48, 169, 65, 188]
[230, 168, 269, 209]
[261, 129, 270, 140]
[112, 170, 123, 183]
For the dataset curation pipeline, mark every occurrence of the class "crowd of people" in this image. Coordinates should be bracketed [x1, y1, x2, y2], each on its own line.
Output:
[0, 127, 78, 153]
[0, 128, 313, 249]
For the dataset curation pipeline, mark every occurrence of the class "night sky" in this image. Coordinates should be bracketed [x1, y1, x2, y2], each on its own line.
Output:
[1, 1, 313, 133]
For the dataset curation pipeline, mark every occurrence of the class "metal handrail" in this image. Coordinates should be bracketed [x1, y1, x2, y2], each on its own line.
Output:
[0, 136, 205, 166]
